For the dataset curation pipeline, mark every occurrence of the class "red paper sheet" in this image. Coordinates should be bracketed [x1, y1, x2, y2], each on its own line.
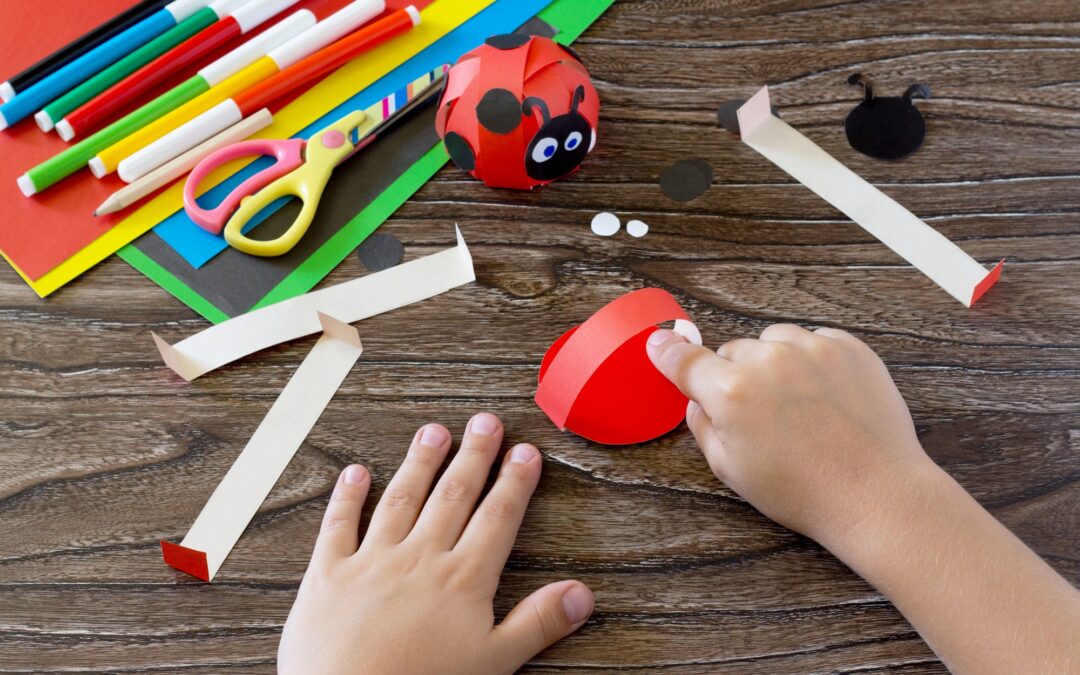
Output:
[0, 0, 429, 284]
[536, 288, 699, 445]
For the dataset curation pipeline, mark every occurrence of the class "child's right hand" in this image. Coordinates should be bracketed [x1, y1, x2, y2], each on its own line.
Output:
[646, 324, 933, 550]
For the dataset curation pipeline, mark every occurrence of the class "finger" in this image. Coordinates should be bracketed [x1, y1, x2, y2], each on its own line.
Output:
[814, 326, 862, 345]
[362, 423, 452, 549]
[759, 323, 814, 345]
[312, 465, 371, 562]
[646, 329, 733, 412]
[715, 337, 766, 362]
[686, 401, 730, 483]
[454, 443, 541, 578]
[494, 580, 594, 667]
[410, 412, 504, 549]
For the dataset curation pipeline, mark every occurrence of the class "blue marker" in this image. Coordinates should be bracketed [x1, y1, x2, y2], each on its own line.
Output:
[0, 0, 211, 131]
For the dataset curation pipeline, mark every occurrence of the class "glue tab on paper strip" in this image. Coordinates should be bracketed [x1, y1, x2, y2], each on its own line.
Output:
[737, 86, 1003, 307]
[153, 227, 475, 381]
[535, 288, 701, 446]
[161, 313, 363, 582]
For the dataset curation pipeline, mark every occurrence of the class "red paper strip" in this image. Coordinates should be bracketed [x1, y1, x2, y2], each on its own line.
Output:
[535, 288, 698, 445]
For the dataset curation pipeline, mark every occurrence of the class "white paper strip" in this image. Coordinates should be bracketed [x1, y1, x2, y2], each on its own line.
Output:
[737, 86, 1003, 306]
[154, 226, 475, 381]
[161, 313, 363, 581]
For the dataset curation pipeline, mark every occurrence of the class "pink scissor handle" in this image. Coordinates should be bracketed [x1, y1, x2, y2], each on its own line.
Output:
[183, 138, 307, 235]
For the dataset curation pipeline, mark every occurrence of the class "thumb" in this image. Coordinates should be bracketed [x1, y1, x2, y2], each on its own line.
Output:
[494, 580, 594, 666]
[647, 329, 731, 411]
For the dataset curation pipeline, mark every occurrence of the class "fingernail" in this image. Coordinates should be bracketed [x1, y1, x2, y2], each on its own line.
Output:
[562, 584, 594, 625]
[509, 444, 536, 464]
[419, 424, 449, 448]
[469, 412, 499, 436]
[343, 465, 368, 485]
[648, 329, 674, 347]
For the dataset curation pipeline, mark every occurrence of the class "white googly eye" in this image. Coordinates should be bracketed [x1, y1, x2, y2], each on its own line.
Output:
[532, 137, 558, 163]
[588, 129, 596, 153]
[565, 131, 583, 151]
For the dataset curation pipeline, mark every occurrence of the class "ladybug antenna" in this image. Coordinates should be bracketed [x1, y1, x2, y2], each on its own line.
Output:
[570, 85, 586, 114]
[847, 73, 875, 102]
[903, 83, 931, 101]
[522, 96, 551, 124]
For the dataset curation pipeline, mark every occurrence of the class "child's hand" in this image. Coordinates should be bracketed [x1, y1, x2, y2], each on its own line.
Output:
[278, 413, 594, 675]
[646, 324, 931, 549]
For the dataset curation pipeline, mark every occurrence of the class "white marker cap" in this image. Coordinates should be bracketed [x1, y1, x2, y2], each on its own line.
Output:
[0, 81, 14, 102]
[89, 156, 108, 179]
[406, 5, 421, 26]
[0, 110, 8, 132]
[35, 110, 55, 133]
[17, 173, 37, 197]
[56, 118, 75, 141]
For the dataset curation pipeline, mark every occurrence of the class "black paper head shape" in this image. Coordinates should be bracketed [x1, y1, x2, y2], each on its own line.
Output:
[845, 73, 931, 160]
[522, 85, 594, 182]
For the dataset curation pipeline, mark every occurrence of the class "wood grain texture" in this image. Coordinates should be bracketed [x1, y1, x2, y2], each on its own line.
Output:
[2, 0, 1079, 671]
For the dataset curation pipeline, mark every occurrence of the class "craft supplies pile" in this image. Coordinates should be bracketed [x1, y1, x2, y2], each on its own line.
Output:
[0, 0, 1004, 582]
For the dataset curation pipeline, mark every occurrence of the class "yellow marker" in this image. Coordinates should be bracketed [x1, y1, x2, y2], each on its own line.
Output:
[90, 57, 278, 177]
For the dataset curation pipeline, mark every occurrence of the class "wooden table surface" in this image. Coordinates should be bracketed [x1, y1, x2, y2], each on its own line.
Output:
[2, 1, 1079, 672]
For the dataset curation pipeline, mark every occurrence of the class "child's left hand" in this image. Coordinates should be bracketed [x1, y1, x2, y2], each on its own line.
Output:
[278, 413, 595, 675]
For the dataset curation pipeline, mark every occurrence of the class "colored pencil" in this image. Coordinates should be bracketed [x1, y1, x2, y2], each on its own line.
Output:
[0, 0, 170, 103]
[94, 108, 273, 216]
[56, 0, 303, 141]
[35, 0, 253, 133]
[91, 0, 386, 180]
[18, 12, 314, 197]
[0, 0, 212, 130]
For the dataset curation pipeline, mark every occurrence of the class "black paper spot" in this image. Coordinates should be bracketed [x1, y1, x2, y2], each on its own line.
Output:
[716, 99, 780, 135]
[444, 131, 476, 171]
[486, 33, 531, 50]
[476, 88, 522, 134]
[356, 232, 405, 272]
[845, 96, 927, 160]
[516, 17, 559, 39]
[659, 159, 714, 202]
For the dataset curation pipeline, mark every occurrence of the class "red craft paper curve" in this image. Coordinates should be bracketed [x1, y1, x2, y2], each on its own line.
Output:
[160, 540, 211, 582]
[535, 288, 693, 445]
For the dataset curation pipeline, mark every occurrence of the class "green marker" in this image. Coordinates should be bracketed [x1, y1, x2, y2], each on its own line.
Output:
[35, 5, 221, 132]
[17, 11, 315, 197]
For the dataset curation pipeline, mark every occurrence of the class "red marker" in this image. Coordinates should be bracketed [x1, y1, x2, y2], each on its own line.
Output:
[57, 0, 353, 141]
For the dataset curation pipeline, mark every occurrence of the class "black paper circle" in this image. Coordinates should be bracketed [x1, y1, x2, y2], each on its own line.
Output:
[659, 159, 714, 202]
[486, 33, 531, 50]
[357, 232, 405, 272]
[845, 97, 926, 160]
[476, 87, 523, 134]
[716, 99, 780, 135]
[443, 131, 476, 171]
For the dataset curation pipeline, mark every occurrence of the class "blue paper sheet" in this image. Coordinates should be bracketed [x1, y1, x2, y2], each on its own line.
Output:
[154, 0, 555, 268]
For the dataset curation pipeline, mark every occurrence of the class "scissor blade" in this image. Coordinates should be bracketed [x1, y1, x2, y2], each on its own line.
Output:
[354, 66, 449, 146]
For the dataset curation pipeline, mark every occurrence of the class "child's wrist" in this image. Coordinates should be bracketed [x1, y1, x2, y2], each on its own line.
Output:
[816, 453, 955, 572]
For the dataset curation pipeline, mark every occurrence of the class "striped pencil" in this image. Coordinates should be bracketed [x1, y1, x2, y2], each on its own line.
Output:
[56, 0, 304, 140]
[0, 0, 171, 102]
[94, 108, 274, 216]
[0, 0, 212, 130]
[118, 4, 418, 183]
[90, 0, 386, 180]
[18, 12, 315, 197]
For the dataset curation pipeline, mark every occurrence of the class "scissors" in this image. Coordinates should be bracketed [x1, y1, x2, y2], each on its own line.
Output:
[183, 67, 447, 257]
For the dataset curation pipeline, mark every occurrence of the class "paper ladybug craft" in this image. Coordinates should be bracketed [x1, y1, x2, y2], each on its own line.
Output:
[436, 34, 600, 190]
[535, 289, 702, 446]
[845, 73, 931, 160]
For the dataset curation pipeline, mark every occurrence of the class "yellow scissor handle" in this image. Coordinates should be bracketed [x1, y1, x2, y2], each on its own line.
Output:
[224, 110, 371, 257]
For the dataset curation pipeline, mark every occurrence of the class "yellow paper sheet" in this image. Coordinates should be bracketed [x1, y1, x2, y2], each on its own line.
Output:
[23, 0, 493, 298]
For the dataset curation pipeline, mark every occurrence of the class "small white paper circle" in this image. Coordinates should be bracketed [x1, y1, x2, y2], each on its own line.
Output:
[590, 212, 621, 237]
[626, 219, 649, 238]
